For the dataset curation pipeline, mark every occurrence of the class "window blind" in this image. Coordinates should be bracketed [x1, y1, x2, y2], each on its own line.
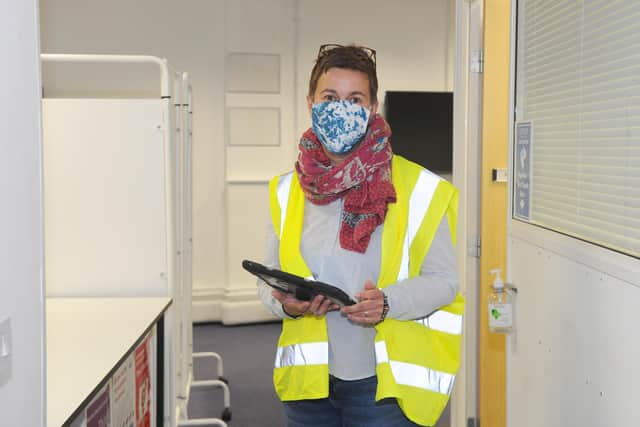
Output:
[515, 0, 640, 258]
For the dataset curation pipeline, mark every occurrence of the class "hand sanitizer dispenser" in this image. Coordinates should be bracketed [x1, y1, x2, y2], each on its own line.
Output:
[488, 269, 514, 333]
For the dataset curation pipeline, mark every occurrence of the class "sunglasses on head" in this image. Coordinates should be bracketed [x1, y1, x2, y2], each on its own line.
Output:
[317, 44, 377, 66]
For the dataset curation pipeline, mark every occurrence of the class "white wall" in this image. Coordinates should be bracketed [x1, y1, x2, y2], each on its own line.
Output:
[221, 0, 297, 323]
[296, 0, 455, 134]
[39, 0, 455, 323]
[0, 0, 46, 426]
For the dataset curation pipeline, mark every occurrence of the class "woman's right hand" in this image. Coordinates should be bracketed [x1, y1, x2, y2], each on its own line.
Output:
[271, 290, 338, 317]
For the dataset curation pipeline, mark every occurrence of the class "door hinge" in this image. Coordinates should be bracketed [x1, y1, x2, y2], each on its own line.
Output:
[469, 236, 481, 258]
[468, 417, 480, 427]
[471, 48, 484, 73]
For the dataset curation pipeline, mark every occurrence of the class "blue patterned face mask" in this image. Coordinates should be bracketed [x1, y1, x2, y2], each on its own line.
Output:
[311, 100, 371, 154]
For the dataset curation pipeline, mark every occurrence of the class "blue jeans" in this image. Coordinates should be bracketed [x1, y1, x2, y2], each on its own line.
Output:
[283, 375, 422, 427]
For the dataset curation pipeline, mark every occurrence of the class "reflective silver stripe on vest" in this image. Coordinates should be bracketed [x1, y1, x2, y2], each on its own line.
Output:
[415, 310, 463, 335]
[398, 170, 441, 281]
[375, 341, 454, 395]
[274, 342, 328, 368]
[276, 172, 293, 239]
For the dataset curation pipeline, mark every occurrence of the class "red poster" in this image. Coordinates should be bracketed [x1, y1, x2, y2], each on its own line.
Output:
[134, 334, 151, 427]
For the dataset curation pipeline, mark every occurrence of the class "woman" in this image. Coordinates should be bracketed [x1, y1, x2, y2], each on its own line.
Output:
[257, 44, 463, 427]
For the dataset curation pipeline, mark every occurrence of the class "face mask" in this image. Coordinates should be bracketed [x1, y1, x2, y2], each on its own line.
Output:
[311, 100, 370, 154]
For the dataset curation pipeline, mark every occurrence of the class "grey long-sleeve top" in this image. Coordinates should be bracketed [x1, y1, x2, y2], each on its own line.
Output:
[257, 196, 457, 380]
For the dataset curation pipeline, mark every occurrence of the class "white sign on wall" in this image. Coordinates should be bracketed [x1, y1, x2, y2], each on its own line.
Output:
[514, 121, 533, 221]
[111, 353, 135, 427]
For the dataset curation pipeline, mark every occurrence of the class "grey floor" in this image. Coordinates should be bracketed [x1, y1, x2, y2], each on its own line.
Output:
[189, 321, 285, 427]
[188, 321, 449, 427]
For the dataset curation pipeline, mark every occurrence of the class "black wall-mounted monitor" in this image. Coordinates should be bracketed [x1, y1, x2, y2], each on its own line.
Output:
[384, 91, 453, 174]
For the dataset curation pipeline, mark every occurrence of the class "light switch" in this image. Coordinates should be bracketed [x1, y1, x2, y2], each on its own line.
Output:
[0, 317, 11, 358]
[492, 168, 508, 183]
[0, 316, 11, 384]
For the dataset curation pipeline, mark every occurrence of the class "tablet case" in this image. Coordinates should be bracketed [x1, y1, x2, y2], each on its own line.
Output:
[242, 259, 356, 306]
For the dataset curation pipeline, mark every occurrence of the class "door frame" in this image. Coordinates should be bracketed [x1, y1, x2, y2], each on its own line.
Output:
[452, 0, 483, 425]
[477, 1, 512, 427]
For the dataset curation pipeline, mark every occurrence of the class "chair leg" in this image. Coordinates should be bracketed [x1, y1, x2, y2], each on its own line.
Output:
[191, 379, 231, 421]
[181, 353, 232, 425]
[192, 352, 228, 384]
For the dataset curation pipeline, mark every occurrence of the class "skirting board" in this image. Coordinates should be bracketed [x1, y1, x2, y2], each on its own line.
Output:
[192, 298, 223, 323]
[192, 285, 278, 324]
[192, 286, 224, 323]
[220, 300, 278, 325]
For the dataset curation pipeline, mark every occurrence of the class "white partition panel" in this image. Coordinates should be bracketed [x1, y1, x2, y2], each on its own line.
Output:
[43, 98, 168, 297]
[507, 228, 640, 427]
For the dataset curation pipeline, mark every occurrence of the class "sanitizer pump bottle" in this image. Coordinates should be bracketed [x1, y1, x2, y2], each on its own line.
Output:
[488, 269, 514, 333]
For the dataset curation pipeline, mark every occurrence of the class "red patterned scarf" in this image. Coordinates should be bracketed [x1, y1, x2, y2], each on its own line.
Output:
[295, 113, 396, 253]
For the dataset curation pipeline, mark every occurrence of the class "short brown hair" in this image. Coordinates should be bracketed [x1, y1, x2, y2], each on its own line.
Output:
[308, 44, 378, 104]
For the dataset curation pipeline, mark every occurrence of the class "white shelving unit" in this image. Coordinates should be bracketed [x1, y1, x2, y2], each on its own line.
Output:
[41, 54, 228, 427]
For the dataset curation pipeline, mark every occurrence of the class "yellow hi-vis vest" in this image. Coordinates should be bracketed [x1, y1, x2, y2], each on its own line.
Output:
[268, 155, 464, 426]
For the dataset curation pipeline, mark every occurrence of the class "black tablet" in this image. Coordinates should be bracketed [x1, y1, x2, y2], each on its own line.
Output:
[242, 259, 356, 307]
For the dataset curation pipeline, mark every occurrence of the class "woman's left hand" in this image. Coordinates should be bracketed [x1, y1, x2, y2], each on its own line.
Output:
[341, 280, 385, 325]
